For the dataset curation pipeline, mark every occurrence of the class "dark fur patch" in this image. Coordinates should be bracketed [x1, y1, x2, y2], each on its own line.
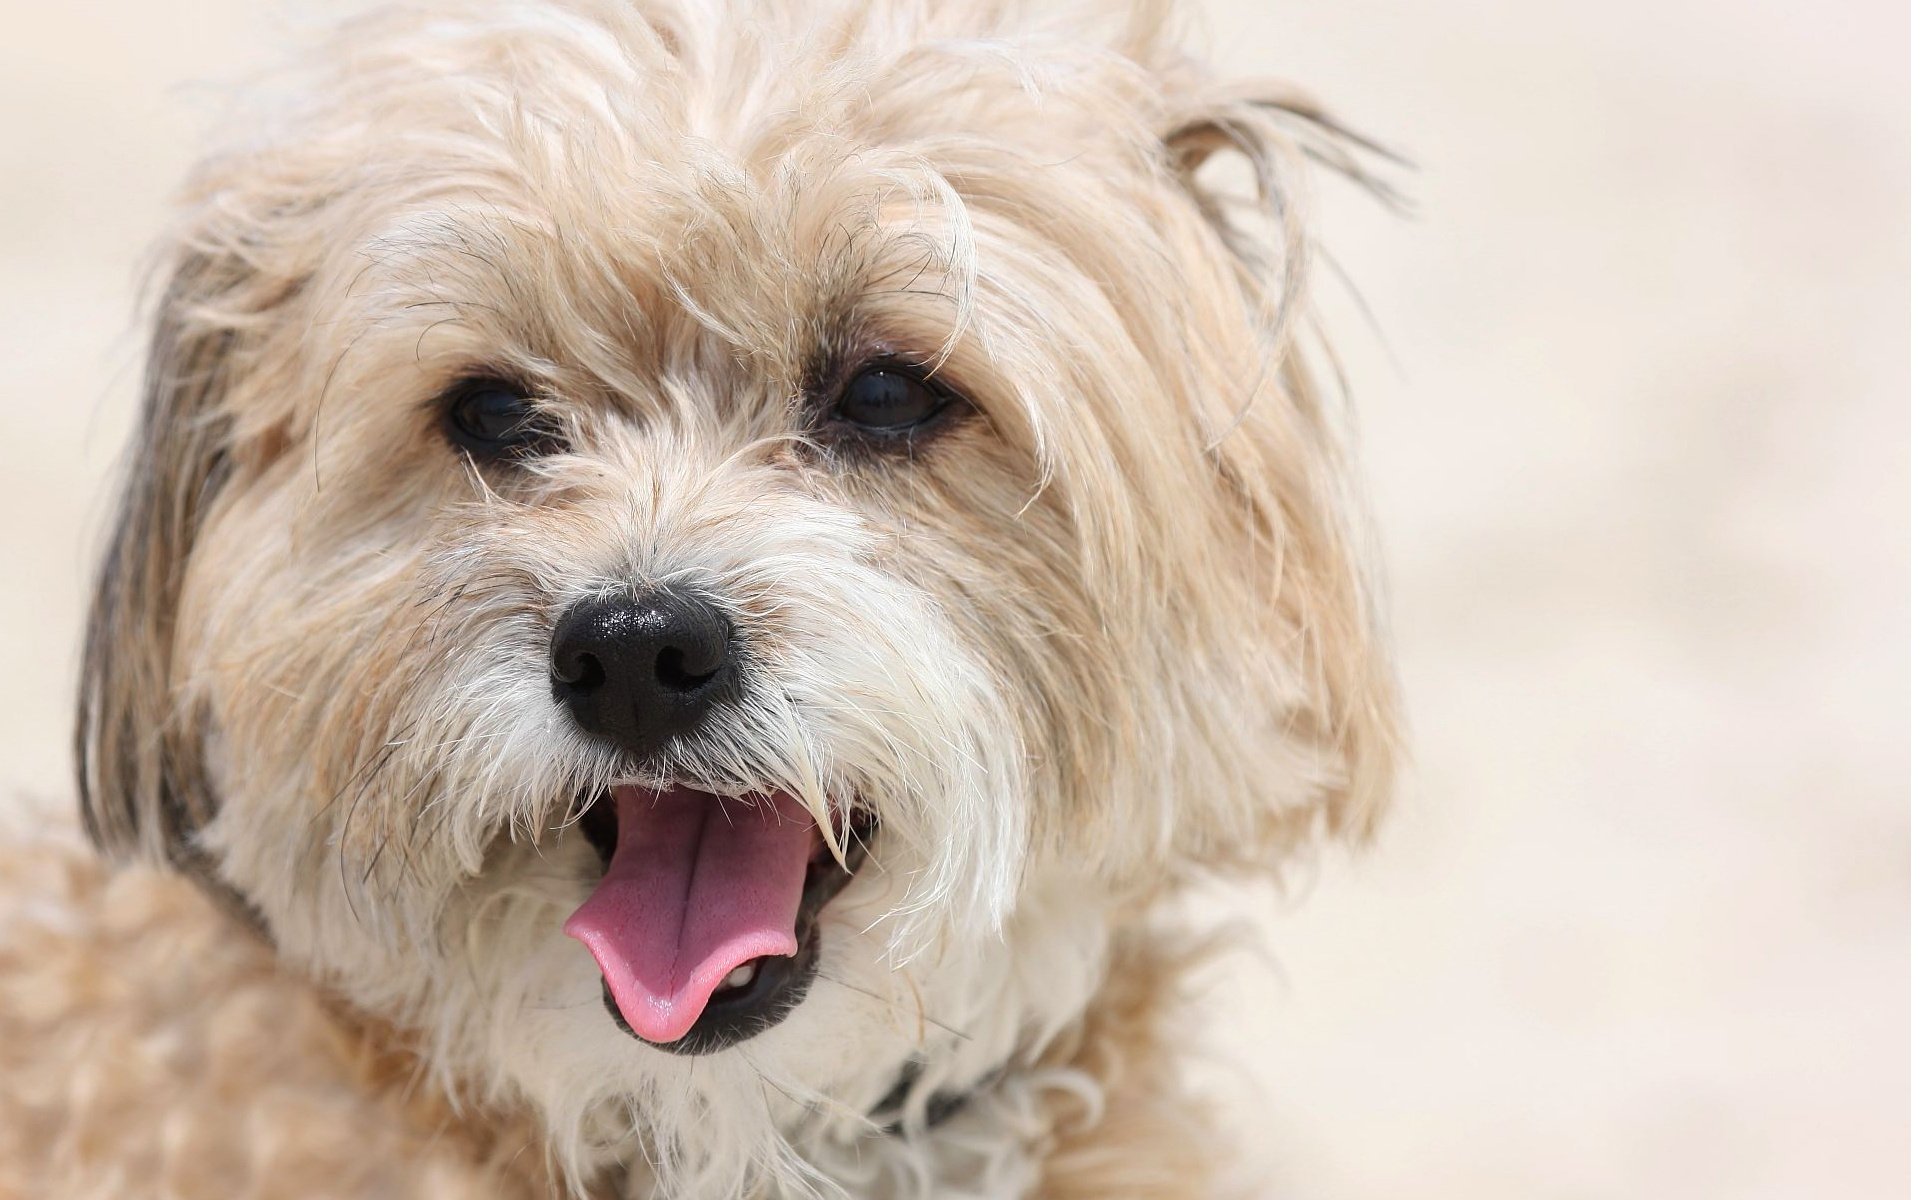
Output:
[75, 255, 248, 886]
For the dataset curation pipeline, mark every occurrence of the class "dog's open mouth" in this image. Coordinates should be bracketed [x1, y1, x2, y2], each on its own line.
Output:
[565, 784, 874, 1055]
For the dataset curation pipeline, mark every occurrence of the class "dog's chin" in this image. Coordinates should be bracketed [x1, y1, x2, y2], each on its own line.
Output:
[571, 785, 877, 1057]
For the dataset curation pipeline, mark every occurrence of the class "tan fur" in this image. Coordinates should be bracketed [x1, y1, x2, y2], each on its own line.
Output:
[8, 0, 1399, 1195]
[1033, 929, 1234, 1200]
[0, 813, 566, 1200]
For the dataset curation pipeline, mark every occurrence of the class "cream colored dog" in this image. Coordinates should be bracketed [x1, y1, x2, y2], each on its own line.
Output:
[0, 1, 1398, 1196]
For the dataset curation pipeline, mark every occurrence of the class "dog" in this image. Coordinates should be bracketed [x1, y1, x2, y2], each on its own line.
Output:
[0, 0, 1398, 1195]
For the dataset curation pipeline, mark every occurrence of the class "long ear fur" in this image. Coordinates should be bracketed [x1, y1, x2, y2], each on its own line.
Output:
[75, 253, 242, 867]
[1162, 82, 1408, 843]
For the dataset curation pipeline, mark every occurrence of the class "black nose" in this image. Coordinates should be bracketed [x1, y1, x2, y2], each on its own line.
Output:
[550, 588, 739, 759]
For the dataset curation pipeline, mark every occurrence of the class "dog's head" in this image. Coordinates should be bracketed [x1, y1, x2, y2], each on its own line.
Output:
[76, 0, 1395, 1193]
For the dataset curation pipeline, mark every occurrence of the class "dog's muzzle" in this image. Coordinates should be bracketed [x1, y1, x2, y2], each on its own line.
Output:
[550, 587, 875, 1053]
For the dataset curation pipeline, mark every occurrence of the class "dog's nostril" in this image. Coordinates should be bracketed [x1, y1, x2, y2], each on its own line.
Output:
[557, 649, 607, 693]
[654, 646, 718, 692]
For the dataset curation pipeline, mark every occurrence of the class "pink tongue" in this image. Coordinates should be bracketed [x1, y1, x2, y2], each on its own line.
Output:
[563, 786, 818, 1045]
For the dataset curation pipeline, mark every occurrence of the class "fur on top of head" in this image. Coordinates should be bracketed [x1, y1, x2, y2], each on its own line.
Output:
[74, 0, 1398, 1194]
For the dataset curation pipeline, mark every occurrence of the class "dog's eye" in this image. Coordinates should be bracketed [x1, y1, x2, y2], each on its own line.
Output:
[833, 367, 948, 433]
[442, 378, 565, 460]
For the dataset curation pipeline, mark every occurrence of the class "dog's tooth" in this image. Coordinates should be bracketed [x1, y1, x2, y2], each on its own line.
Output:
[723, 962, 756, 989]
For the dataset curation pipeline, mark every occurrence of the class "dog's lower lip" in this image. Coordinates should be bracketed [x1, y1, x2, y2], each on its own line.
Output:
[576, 787, 876, 1054]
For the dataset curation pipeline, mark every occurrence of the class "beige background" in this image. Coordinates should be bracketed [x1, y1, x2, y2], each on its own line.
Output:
[0, 1, 1906, 1197]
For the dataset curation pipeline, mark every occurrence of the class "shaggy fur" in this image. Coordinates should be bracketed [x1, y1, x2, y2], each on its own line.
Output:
[4, 0, 1399, 1195]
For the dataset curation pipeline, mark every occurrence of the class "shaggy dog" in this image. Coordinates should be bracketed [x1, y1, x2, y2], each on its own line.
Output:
[0, 0, 1398, 1195]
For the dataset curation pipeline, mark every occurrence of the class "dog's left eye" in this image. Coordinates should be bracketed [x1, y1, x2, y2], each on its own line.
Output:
[442, 378, 566, 460]
[833, 367, 949, 433]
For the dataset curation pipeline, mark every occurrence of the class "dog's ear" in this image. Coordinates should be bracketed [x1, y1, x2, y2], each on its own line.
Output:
[75, 252, 239, 865]
[1161, 84, 1408, 357]
[74, 222, 310, 871]
[1158, 88, 1406, 847]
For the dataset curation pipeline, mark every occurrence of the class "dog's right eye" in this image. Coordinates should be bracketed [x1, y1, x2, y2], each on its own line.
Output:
[442, 378, 566, 460]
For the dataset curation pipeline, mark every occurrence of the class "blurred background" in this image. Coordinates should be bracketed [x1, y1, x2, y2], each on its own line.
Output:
[0, 1, 1905, 1197]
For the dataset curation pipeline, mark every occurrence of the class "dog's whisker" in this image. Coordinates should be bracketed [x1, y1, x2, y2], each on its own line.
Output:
[813, 971, 973, 1045]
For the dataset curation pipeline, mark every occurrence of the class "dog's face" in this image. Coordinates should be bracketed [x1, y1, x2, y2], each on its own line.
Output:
[77, 1, 1394, 1194]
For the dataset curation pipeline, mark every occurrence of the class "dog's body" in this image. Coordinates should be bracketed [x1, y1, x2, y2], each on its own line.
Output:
[1, 1, 1397, 1196]
[0, 817, 1215, 1198]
